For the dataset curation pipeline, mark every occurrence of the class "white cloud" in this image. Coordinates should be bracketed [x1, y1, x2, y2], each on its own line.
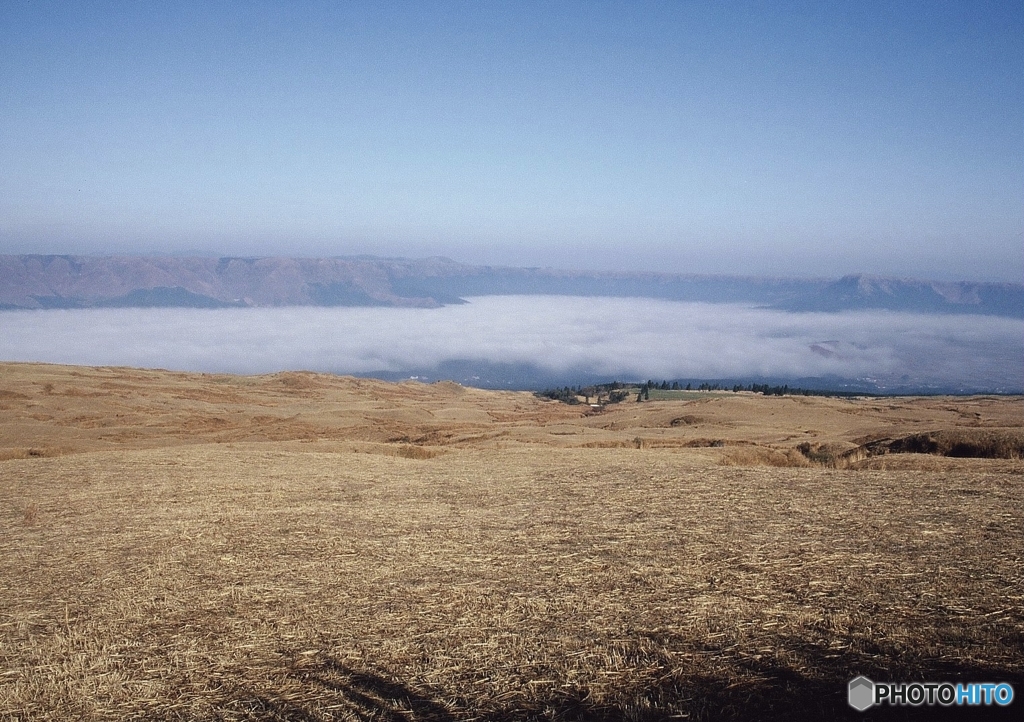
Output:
[1, 297, 1020, 389]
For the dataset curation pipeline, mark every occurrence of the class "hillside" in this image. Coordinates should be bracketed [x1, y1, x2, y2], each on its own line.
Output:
[2, 363, 1023, 719]
[3, 254, 1022, 317]
[3, 362, 1023, 462]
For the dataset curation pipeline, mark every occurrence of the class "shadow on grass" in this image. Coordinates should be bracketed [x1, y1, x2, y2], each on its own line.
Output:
[226, 658, 456, 721]
[223, 650, 1022, 721]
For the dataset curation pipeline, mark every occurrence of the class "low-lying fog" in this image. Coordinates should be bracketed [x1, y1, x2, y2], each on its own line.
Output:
[1, 296, 1021, 392]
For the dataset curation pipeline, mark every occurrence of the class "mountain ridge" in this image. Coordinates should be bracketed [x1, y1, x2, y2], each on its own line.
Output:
[1, 254, 1021, 317]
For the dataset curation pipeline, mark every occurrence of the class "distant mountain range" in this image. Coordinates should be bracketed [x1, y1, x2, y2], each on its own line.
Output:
[2, 254, 1022, 318]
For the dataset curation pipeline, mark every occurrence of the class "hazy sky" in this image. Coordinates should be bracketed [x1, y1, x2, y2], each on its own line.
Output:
[2, 1, 1021, 280]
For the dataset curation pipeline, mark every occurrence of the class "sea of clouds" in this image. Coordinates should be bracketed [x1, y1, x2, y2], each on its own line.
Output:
[1, 296, 1020, 391]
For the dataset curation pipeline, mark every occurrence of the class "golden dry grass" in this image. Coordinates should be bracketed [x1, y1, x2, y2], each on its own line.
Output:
[1, 363, 1022, 720]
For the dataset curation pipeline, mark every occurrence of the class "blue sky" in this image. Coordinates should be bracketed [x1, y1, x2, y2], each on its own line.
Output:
[2, 1, 1021, 280]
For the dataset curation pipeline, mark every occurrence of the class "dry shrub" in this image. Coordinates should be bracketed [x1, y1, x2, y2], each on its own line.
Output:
[683, 438, 726, 448]
[669, 415, 704, 426]
[796, 442, 859, 468]
[394, 444, 443, 460]
[344, 442, 444, 459]
[846, 454, 959, 471]
[0, 447, 56, 461]
[580, 440, 633, 449]
[718, 446, 810, 467]
[376, 444, 444, 459]
[0, 448, 27, 461]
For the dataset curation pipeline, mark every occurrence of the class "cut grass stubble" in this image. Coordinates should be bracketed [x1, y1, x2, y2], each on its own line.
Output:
[2, 444, 1022, 720]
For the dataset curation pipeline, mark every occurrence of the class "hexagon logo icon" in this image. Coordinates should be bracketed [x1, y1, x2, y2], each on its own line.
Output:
[848, 676, 875, 711]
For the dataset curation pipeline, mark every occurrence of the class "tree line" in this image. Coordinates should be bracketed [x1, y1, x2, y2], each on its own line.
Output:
[537, 380, 870, 405]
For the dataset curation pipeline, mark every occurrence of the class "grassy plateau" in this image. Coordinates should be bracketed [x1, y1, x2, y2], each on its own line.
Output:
[1, 362, 1022, 720]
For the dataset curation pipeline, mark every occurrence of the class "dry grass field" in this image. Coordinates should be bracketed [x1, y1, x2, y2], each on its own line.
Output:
[1, 362, 1022, 720]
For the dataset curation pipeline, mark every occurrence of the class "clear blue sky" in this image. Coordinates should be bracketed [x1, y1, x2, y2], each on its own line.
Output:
[2, 1, 1021, 280]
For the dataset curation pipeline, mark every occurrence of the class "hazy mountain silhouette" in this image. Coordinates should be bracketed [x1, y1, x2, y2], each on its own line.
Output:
[2, 255, 1021, 317]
